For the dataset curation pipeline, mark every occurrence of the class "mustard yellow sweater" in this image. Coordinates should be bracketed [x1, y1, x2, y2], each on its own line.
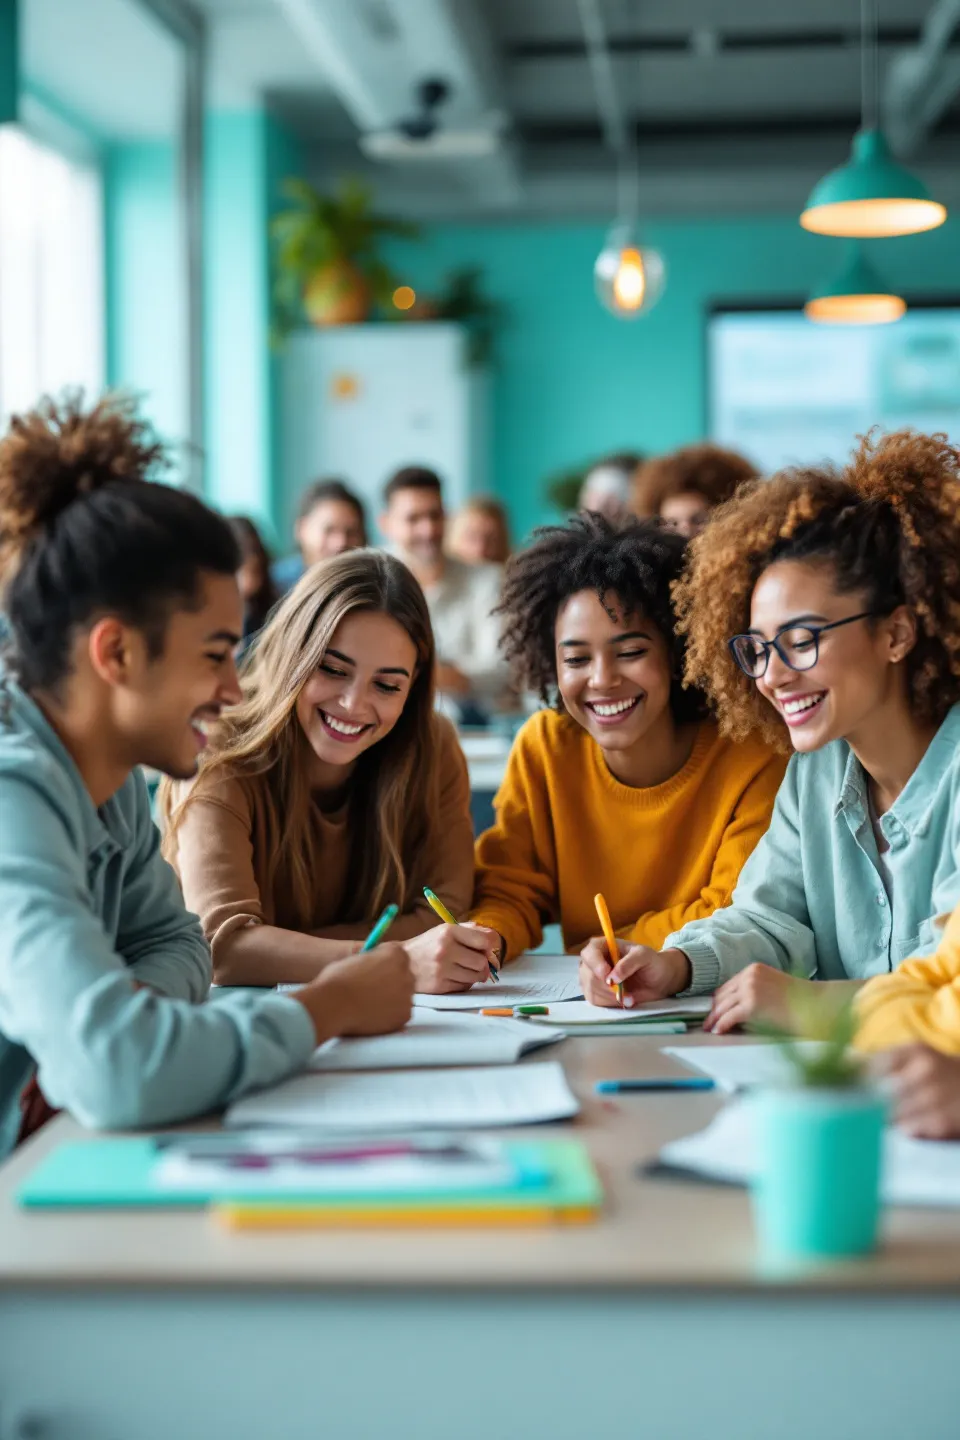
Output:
[857, 905, 960, 1054]
[469, 710, 786, 962]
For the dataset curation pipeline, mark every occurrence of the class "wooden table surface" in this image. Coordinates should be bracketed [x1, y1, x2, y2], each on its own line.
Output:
[2, 1030, 960, 1293]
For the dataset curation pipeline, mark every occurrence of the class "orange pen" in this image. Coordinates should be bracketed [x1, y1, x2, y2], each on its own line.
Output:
[594, 892, 623, 1008]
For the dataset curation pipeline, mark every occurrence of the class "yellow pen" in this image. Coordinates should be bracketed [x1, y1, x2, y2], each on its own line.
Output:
[423, 887, 500, 983]
[594, 892, 623, 1008]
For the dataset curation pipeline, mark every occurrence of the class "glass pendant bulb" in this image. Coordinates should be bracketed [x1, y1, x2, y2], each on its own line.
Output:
[595, 227, 666, 319]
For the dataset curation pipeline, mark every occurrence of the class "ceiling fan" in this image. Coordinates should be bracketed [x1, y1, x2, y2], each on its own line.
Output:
[360, 77, 506, 161]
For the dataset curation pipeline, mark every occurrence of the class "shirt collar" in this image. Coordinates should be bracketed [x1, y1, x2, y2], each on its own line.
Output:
[0, 675, 132, 857]
[833, 703, 960, 840]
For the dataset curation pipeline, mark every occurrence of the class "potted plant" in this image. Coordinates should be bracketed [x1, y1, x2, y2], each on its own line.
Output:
[750, 989, 886, 1263]
[271, 177, 418, 330]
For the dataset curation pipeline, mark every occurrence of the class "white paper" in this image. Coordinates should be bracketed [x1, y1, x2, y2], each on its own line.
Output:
[662, 1041, 829, 1093]
[308, 1007, 563, 1071]
[660, 1097, 960, 1209]
[536, 998, 713, 1027]
[226, 1061, 580, 1131]
[414, 953, 583, 1010]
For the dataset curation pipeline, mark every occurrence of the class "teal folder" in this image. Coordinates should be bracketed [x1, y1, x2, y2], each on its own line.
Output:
[16, 1137, 600, 1212]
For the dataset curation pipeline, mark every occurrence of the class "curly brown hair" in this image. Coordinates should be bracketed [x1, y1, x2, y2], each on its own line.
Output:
[496, 511, 706, 723]
[673, 429, 960, 751]
[632, 443, 758, 518]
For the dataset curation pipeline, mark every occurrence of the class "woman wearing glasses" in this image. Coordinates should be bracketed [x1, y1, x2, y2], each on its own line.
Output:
[579, 430, 960, 1030]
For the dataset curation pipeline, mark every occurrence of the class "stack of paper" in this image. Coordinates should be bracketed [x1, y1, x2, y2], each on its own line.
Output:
[659, 1097, 960, 1209]
[309, 1007, 564, 1071]
[532, 998, 712, 1035]
[225, 1061, 580, 1131]
[414, 953, 582, 1011]
[661, 1041, 828, 1092]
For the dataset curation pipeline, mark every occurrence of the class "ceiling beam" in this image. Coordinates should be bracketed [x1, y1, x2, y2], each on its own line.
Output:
[884, 0, 960, 154]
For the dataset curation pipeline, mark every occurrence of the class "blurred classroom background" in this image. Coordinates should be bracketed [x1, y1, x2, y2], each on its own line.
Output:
[2, 0, 959, 551]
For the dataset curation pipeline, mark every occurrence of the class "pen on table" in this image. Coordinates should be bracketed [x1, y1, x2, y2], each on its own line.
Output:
[423, 886, 500, 983]
[360, 903, 399, 952]
[594, 1078, 716, 1094]
[481, 1005, 549, 1017]
[594, 892, 623, 1008]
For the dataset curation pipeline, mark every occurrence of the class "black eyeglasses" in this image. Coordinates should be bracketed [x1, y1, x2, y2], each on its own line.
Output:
[728, 612, 878, 679]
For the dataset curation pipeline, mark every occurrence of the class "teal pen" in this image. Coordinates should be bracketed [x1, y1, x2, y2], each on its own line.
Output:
[360, 903, 399, 952]
[595, 1077, 715, 1094]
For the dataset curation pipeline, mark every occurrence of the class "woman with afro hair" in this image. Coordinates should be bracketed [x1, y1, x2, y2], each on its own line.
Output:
[580, 430, 960, 1034]
[468, 514, 785, 981]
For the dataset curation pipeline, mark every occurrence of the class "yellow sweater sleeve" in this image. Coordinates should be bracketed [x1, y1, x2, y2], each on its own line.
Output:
[625, 750, 786, 951]
[855, 907, 960, 1055]
[469, 721, 558, 963]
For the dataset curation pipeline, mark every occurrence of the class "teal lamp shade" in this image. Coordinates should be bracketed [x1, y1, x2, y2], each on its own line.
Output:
[805, 245, 906, 325]
[800, 128, 947, 238]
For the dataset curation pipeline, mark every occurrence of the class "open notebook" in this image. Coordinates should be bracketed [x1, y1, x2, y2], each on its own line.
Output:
[225, 1061, 580, 1131]
[659, 1097, 960, 1209]
[534, 998, 712, 1028]
[309, 1008, 563, 1071]
[414, 953, 583, 1011]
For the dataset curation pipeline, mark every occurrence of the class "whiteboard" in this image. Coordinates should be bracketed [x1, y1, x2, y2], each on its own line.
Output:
[708, 306, 960, 476]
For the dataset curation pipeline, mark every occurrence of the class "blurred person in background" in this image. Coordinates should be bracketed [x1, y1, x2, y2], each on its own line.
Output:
[229, 516, 279, 650]
[380, 466, 510, 723]
[633, 442, 759, 540]
[272, 478, 368, 595]
[447, 495, 511, 567]
[577, 451, 642, 523]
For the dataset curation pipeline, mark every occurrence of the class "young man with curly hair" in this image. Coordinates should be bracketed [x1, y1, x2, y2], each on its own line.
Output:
[581, 431, 960, 1040]
[467, 513, 785, 979]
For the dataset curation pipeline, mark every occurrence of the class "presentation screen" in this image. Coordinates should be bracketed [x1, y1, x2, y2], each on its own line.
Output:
[708, 305, 960, 475]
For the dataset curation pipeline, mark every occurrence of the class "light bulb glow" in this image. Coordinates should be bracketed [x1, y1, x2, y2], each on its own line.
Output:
[392, 285, 416, 310]
[804, 292, 906, 325]
[800, 197, 947, 238]
[595, 238, 665, 318]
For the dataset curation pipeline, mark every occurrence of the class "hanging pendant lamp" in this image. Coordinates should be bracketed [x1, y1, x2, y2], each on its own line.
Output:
[804, 244, 906, 325]
[800, 1, 947, 238]
[595, 222, 666, 319]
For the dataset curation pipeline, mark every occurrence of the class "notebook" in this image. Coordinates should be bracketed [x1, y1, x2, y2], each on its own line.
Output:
[661, 1041, 829, 1092]
[309, 1008, 563, 1071]
[659, 1097, 960, 1209]
[534, 998, 712, 1027]
[225, 1061, 580, 1131]
[414, 953, 583, 1010]
[213, 1140, 604, 1229]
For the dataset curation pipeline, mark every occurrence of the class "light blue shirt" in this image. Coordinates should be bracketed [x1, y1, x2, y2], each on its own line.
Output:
[669, 705, 960, 993]
[0, 679, 316, 1159]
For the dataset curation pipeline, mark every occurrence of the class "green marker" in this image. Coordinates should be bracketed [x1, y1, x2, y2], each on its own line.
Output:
[360, 903, 399, 952]
[515, 1005, 549, 1016]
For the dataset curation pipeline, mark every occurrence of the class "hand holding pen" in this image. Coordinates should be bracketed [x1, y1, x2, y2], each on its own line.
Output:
[399, 887, 501, 994]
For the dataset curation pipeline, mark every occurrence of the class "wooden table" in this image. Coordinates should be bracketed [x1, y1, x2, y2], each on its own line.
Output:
[1, 1031, 959, 1440]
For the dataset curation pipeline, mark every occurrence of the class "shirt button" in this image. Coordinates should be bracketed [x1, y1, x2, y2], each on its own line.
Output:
[877, 894, 886, 906]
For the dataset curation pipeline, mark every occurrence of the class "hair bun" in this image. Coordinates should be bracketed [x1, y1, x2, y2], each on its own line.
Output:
[0, 391, 166, 555]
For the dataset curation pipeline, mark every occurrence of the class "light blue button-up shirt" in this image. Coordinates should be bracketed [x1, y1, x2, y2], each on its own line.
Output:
[668, 705, 960, 993]
[0, 678, 316, 1159]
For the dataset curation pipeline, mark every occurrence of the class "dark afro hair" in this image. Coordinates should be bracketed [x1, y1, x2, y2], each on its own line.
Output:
[497, 512, 706, 723]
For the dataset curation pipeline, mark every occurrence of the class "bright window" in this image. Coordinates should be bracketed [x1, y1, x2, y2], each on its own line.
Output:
[0, 125, 104, 423]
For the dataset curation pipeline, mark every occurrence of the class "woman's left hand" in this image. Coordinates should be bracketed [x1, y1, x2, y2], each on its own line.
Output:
[704, 963, 808, 1035]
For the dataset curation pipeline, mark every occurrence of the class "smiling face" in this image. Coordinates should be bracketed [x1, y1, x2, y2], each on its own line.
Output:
[381, 485, 446, 568]
[555, 589, 676, 759]
[748, 559, 915, 753]
[294, 608, 417, 783]
[298, 499, 366, 564]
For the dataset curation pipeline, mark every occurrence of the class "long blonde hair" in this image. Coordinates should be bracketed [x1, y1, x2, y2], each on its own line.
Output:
[160, 550, 440, 928]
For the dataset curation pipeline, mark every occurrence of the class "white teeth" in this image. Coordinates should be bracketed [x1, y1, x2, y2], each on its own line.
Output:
[322, 710, 365, 736]
[590, 698, 638, 717]
[783, 694, 824, 716]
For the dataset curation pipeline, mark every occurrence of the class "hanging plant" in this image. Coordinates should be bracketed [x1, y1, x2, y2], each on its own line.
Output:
[271, 177, 419, 334]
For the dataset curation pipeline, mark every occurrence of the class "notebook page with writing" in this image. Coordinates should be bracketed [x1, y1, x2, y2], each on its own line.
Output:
[414, 954, 582, 1011]
[225, 1062, 580, 1131]
[534, 998, 712, 1027]
[308, 1008, 563, 1071]
[660, 1097, 960, 1209]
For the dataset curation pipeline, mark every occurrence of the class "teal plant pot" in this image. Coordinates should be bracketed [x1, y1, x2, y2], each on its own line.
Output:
[751, 1087, 886, 1262]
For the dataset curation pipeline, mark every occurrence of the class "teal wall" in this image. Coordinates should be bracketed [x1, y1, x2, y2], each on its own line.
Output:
[203, 108, 302, 539]
[386, 216, 960, 541]
[0, 0, 18, 123]
[104, 140, 185, 454]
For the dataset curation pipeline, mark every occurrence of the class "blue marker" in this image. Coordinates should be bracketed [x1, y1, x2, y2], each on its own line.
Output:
[360, 903, 400, 952]
[595, 1077, 716, 1094]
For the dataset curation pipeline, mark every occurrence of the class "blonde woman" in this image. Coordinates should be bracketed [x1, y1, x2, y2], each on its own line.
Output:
[447, 495, 511, 567]
[160, 551, 498, 993]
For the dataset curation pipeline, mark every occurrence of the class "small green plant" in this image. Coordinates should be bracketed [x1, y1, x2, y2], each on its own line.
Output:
[753, 983, 864, 1089]
[271, 177, 419, 333]
[543, 463, 590, 514]
[431, 266, 507, 366]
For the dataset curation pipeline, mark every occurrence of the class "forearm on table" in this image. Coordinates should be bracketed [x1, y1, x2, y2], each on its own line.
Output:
[213, 923, 358, 987]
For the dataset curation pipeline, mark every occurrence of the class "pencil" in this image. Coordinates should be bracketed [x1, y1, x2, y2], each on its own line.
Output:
[360, 903, 399, 952]
[423, 887, 500, 983]
[594, 892, 623, 1008]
